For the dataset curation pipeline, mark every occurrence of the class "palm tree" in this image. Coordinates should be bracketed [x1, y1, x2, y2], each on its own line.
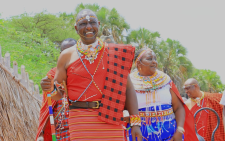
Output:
[154, 38, 194, 93]
[193, 69, 225, 93]
[127, 28, 160, 49]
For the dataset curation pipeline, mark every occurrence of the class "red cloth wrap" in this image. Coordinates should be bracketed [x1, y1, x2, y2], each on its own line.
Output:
[66, 47, 107, 101]
[98, 44, 135, 125]
[170, 82, 198, 141]
[36, 67, 57, 141]
[191, 92, 225, 141]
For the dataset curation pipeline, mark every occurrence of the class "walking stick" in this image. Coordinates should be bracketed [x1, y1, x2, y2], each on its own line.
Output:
[46, 75, 57, 141]
[194, 107, 220, 141]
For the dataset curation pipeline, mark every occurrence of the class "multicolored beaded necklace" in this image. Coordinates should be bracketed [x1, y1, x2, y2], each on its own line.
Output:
[131, 69, 171, 92]
[191, 91, 205, 107]
[76, 37, 104, 64]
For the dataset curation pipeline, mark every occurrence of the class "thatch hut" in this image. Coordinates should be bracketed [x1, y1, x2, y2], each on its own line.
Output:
[0, 45, 41, 141]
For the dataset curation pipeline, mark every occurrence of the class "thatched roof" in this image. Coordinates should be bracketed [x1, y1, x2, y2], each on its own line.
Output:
[0, 48, 41, 140]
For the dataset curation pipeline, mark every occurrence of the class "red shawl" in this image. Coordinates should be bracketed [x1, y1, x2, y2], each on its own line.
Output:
[170, 82, 198, 141]
[35, 67, 57, 141]
[98, 44, 135, 125]
[191, 92, 224, 141]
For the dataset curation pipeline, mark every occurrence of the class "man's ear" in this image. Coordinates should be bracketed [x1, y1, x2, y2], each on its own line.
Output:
[75, 25, 78, 32]
[98, 21, 100, 26]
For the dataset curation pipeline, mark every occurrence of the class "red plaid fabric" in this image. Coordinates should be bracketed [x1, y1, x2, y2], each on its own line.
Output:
[204, 93, 224, 141]
[98, 44, 135, 125]
[36, 68, 57, 141]
[36, 67, 70, 141]
[53, 98, 70, 141]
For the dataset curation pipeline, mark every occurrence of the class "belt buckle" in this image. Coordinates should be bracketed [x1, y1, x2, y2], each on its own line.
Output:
[93, 101, 99, 108]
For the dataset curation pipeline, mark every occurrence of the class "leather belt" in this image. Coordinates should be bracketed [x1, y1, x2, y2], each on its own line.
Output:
[69, 101, 100, 109]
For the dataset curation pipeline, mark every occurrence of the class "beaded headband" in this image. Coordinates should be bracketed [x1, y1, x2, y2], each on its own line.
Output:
[76, 15, 97, 24]
[183, 83, 196, 89]
[135, 48, 152, 66]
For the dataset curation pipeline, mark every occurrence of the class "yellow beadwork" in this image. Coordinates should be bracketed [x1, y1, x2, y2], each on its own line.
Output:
[191, 91, 205, 106]
[130, 115, 141, 127]
[76, 38, 104, 64]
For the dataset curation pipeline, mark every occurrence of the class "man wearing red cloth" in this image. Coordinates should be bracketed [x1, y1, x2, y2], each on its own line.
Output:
[41, 9, 142, 141]
[184, 78, 225, 141]
[36, 38, 76, 141]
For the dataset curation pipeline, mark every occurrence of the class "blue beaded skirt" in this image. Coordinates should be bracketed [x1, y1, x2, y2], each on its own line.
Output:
[126, 104, 184, 141]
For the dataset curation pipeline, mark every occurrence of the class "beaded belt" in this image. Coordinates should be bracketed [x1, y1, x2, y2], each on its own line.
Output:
[69, 101, 100, 109]
[139, 108, 173, 117]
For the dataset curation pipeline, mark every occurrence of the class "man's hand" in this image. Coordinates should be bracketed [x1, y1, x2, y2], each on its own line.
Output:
[41, 76, 54, 92]
[37, 136, 44, 141]
[131, 126, 142, 141]
[170, 131, 182, 141]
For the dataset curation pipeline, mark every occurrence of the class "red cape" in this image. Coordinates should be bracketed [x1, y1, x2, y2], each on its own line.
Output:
[170, 82, 198, 141]
[36, 67, 57, 141]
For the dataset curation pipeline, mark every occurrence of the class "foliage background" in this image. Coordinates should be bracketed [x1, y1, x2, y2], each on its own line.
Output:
[0, 3, 224, 94]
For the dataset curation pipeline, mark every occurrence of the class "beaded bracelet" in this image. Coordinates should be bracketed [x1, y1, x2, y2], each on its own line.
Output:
[177, 126, 185, 134]
[130, 115, 141, 127]
[51, 84, 57, 96]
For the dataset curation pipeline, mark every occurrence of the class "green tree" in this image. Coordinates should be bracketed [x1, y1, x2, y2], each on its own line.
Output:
[192, 69, 225, 93]
[0, 18, 59, 90]
[152, 38, 194, 93]
[10, 11, 79, 44]
[127, 28, 160, 49]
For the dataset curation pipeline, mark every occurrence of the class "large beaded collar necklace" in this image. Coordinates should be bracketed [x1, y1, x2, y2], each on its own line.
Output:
[76, 37, 104, 64]
[130, 69, 171, 93]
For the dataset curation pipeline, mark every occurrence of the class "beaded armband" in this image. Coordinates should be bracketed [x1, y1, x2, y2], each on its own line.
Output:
[130, 115, 141, 127]
[50, 81, 65, 96]
[51, 85, 57, 96]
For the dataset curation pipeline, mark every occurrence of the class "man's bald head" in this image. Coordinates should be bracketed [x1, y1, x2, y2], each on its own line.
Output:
[76, 9, 97, 23]
[183, 78, 201, 98]
[75, 9, 100, 45]
[60, 38, 77, 53]
[184, 78, 199, 87]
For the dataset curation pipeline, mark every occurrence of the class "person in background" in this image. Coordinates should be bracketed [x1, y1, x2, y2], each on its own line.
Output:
[36, 38, 76, 141]
[184, 78, 225, 141]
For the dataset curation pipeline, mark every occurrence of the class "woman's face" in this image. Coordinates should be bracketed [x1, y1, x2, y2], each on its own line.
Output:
[137, 51, 158, 76]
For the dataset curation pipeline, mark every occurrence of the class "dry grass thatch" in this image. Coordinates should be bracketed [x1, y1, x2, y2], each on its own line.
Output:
[0, 63, 41, 141]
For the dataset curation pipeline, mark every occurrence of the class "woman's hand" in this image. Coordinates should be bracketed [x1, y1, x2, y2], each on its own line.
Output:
[131, 126, 142, 141]
[170, 131, 183, 141]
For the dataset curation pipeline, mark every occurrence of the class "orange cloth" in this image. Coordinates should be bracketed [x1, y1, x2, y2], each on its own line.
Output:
[36, 67, 57, 141]
[190, 92, 225, 141]
[69, 109, 125, 141]
[66, 48, 107, 102]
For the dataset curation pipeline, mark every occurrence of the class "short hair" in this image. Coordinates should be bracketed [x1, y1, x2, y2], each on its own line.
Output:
[134, 48, 145, 63]
[60, 38, 77, 51]
[62, 38, 77, 43]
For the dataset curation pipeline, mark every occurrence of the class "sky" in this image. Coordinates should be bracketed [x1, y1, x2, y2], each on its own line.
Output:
[1, 0, 225, 83]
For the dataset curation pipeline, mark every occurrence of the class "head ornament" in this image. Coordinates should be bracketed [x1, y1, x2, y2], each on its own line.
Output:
[76, 15, 97, 24]
[135, 48, 152, 66]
